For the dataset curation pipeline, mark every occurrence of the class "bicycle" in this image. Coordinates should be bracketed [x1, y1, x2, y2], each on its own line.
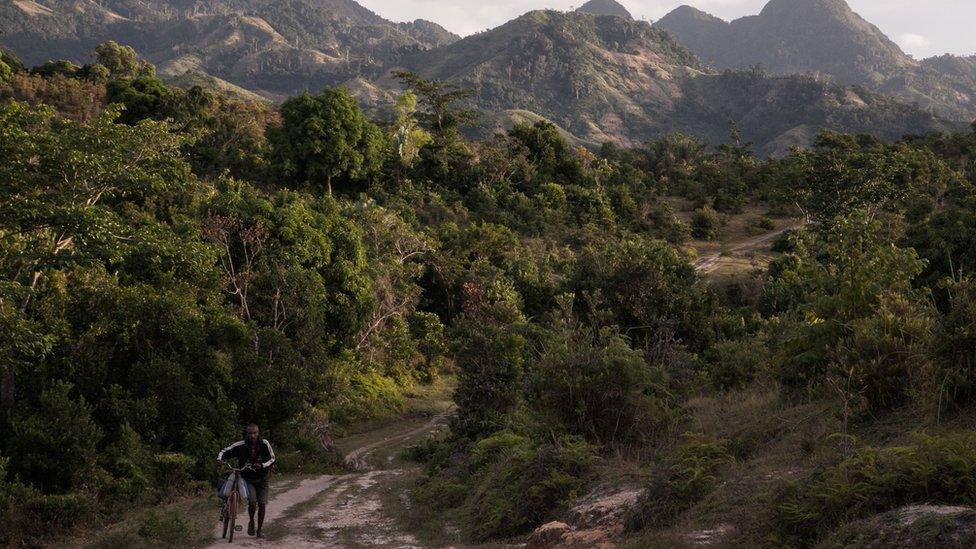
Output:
[218, 462, 253, 543]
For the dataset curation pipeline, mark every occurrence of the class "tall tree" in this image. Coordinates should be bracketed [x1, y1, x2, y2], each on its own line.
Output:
[393, 71, 477, 135]
[270, 88, 385, 195]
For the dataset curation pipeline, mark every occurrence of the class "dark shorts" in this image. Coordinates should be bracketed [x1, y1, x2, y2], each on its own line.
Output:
[244, 478, 269, 505]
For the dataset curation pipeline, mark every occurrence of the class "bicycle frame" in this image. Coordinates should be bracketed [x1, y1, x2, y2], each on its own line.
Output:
[220, 464, 253, 543]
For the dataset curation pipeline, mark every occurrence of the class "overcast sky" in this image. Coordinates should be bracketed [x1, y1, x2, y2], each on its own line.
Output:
[357, 0, 976, 59]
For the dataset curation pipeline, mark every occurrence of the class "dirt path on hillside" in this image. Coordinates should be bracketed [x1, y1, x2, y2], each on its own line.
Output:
[694, 225, 800, 274]
[208, 411, 450, 548]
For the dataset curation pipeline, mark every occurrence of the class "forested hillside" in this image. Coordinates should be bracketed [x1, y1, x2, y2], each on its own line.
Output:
[3, 42, 976, 547]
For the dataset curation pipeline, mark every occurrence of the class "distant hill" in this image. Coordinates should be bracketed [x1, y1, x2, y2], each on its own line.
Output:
[397, 10, 954, 154]
[655, 0, 976, 122]
[0, 0, 459, 98]
[576, 0, 633, 20]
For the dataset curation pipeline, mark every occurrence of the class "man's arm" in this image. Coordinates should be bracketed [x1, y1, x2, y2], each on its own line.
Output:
[217, 440, 244, 462]
[261, 439, 276, 469]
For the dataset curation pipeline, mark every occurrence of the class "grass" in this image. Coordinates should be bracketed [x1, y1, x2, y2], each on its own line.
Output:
[70, 494, 217, 549]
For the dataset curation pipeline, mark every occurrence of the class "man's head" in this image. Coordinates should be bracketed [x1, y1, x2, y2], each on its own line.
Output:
[246, 424, 260, 444]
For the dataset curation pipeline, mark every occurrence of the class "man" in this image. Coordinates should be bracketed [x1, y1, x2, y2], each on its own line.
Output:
[217, 424, 276, 538]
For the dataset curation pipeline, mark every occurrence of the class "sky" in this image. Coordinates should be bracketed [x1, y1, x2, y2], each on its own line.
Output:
[356, 0, 976, 59]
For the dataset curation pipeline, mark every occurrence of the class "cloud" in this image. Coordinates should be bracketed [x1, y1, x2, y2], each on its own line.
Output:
[897, 33, 930, 50]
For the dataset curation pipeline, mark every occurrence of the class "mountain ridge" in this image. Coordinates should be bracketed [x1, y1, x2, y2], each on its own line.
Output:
[0, 0, 966, 151]
[654, 0, 976, 122]
[575, 0, 633, 20]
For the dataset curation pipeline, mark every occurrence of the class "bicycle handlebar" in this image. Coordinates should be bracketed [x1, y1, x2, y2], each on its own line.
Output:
[219, 461, 256, 473]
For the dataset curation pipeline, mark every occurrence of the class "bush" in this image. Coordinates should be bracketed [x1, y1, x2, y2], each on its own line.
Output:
[627, 435, 734, 530]
[772, 433, 976, 546]
[745, 216, 776, 235]
[451, 324, 526, 439]
[324, 362, 404, 425]
[7, 381, 102, 493]
[771, 228, 802, 253]
[0, 475, 90, 547]
[937, 278, 976, 409]
[137, 509, 194, 545]
[691, 207, 722, 240]
[467, 434, 595, 540]
[701, 338, 768, 391]
[528, 323, 673, 446]
[832, 293, 937, 413]
[150, 453, 196, 501]
[647, 202, 691, 244]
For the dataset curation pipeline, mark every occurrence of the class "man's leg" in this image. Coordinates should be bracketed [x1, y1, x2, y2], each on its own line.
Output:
[255, 479, 269, 537]
[245, 481, 257, 535]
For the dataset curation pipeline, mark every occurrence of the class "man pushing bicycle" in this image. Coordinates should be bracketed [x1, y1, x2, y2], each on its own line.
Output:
[217, 424, 276, 538]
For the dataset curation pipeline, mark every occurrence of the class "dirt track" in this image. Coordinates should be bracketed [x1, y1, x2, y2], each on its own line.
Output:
[208, 412, 450, 548]
[693, 225, 799, 274]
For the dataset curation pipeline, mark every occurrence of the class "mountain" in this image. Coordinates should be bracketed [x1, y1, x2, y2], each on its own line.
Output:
[396, 10, 953, 153]
[0, 0, 459, 98]
[576, 0, 633, 20]
[655, 0, 976, 122]
[0, 0, 960, 151]
[398, 10, 704, 145]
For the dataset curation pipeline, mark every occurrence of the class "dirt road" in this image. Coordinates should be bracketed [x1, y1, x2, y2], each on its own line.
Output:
[208, 412, 450, 548]
[693, 225, 799, 274]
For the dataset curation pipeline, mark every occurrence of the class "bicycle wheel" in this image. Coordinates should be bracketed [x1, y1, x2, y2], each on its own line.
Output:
[227, 492, 239, 543]
[221, 506, 229, 539]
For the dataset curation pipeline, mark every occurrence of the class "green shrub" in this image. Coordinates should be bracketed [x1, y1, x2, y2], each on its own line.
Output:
[8, 381, 102, 493]
[772, 433, 976, 546]
[451, 324, 526, 439]
[324, 363, 404, 424]
[137, 509, 193, 545]
[701, 338, 768, 390]
[150, 453, 196, 501]
[745, 216, 776, 235]
[691, 207, 722, 240]
[528, 324, 673, 446]
[627, 435, 734, 530]
[647, 202, 692, 244]
[937, 277, 976, 409]
[468, 435, 595, 540]
[771, 228, 802, 253]
[0, 478, 91, 547]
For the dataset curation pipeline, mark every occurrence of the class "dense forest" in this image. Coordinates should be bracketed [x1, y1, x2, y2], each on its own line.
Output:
[2, 42, 976, 547]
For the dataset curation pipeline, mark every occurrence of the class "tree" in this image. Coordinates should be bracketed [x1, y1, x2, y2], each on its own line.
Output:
[393, 71, 476, 134]
[94, 41, 154, 79]
[270, 88, 385, 195]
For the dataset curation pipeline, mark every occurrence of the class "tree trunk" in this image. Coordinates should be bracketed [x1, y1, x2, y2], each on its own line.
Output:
[327, 174, 333, 196]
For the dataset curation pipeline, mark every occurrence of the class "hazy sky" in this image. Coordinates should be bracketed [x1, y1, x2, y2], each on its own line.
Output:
[357, 0, 976, 59]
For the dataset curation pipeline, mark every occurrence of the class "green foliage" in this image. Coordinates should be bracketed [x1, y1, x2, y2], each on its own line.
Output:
[527, 310, 673, 446]
[691, 206, 722, 240]
[794, 132, 955, 223]
[467, 433, 595, 540]
[772, 433, 976, 546]
[451, 322, 526, 439]
[627, 435, 735, 530]
[701, 337, 768, 391]
[572, 236, 715, 351]
[393, 71, 477, 134]
[8, 382, 101, 493]
[270, 88, 386, 195]
[935, 277, 976, 409]
[136, 509, 194, 545]
[767, 213, 928, 402]
[95, 41, 154, 80]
